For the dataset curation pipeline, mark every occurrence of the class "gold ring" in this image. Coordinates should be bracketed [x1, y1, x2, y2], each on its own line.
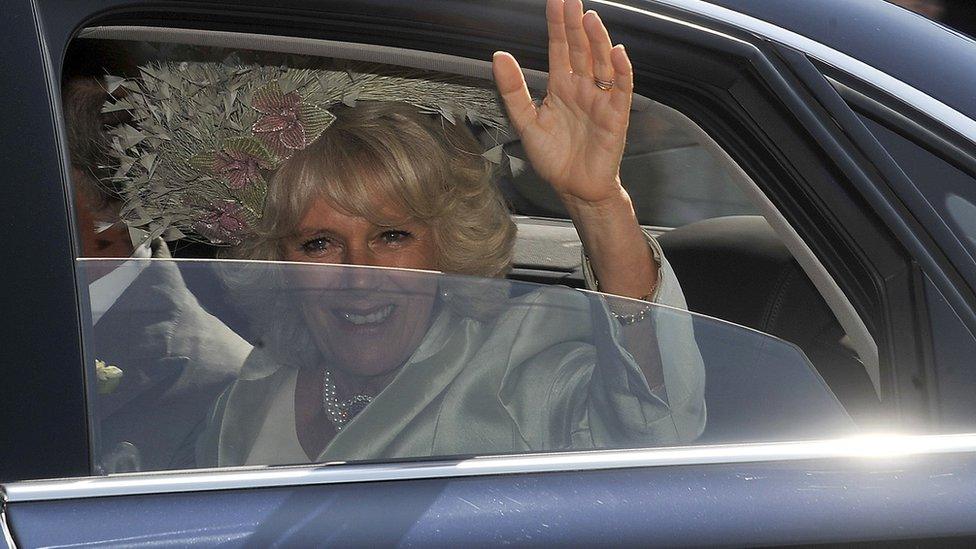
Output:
[594, 77, 614, 91]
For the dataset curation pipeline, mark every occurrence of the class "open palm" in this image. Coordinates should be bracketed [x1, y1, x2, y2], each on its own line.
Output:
[493, 0, 633, 205]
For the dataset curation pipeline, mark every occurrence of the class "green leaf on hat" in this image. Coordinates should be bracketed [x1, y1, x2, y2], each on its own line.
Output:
[224, 136, 275, 165]
[189, 151, 217, 174]
[297, 103, 337, 145]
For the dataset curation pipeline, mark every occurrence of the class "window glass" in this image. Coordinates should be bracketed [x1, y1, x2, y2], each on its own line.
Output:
[504, 107, 759, 227]
[922, 274, 976, 432]
[854, 111, 976, 428]
[80, 259, 853, 473]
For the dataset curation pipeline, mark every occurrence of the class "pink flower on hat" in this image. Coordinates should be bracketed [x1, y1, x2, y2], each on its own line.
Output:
[213, 149, 270, 190]
[193, 199, 249, 245]
[251, 88, 307, 158]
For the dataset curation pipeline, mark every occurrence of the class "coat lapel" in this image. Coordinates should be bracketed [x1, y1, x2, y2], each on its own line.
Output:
[317, 309, 485, 461]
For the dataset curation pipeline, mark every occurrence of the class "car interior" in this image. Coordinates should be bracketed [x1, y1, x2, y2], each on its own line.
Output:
[504, 96, 882, 426]
[68, 26, 883, 434]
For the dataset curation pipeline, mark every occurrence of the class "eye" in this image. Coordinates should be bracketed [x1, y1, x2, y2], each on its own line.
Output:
[378, 230, 413, 246]
[300, 236, 335, 257]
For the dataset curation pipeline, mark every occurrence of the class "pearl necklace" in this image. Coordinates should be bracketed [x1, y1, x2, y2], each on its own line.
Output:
[321, 369, 374, 431]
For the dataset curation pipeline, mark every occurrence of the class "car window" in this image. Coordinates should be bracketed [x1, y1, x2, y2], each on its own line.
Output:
[922, 273, 976, 432]
[79, 258, 854, 473]
[63, 36, 862, 475]
[852, 111, 976, 429]
[504, 106, 759, 228]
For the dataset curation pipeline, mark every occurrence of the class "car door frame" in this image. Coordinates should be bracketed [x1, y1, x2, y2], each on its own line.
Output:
[4, 0, 976, 544]
[5, 435, 976, 546]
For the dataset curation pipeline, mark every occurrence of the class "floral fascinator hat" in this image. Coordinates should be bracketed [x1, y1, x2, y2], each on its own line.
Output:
[104, 57, 512, 246]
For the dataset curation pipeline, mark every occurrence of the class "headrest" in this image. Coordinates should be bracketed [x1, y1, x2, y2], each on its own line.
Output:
[657, 215, 836, 348]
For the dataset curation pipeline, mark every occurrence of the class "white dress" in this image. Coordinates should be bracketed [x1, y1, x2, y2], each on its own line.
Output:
[197, 235, 707, 467]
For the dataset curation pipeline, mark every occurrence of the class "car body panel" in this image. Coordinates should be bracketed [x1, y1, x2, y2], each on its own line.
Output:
[3, 0, 976, 545]
[7, 442, 976, 546]
[0, 0, 91, 482]
[695, 0, 976, 122]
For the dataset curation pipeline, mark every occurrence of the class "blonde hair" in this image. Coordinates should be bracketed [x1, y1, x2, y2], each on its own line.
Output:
[220, 101, 516, 361]
[229, 101, 516, 277]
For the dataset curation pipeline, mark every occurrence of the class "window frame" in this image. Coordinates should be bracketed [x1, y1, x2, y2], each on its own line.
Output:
[826, 75, 976, 428]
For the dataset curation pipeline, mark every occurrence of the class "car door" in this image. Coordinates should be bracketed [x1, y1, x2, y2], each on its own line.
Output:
[4, 0, 976, 546]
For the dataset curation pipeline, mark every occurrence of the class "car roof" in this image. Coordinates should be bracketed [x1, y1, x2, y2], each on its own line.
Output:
[677, 0, 976, 121]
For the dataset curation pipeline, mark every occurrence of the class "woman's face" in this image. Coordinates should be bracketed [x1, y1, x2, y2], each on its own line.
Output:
[282, 196, 440, 378]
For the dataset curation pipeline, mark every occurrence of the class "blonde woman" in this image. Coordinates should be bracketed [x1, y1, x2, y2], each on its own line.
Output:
[108, 0, 705, 467]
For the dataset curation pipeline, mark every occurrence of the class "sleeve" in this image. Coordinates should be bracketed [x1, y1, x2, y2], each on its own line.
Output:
[566, 231, 705, 443]
[497, 288, 705, 452]
[526, 339, 686, 450]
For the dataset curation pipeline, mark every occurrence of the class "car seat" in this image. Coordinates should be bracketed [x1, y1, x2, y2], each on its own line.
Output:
[657, 215, 881, 425]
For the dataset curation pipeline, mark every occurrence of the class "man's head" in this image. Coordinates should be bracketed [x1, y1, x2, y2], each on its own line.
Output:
[63, 76, 135, 261]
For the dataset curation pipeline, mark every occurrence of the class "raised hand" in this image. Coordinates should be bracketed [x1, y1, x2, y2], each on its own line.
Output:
[492, 0, 656, 301]
[492, 0, 633, 206]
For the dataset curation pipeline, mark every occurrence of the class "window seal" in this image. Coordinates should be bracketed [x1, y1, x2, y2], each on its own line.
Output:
[80, 24, 634, 113]
[826, 75, 976, 182]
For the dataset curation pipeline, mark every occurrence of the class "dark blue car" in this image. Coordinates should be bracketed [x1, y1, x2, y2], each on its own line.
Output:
[4, 0, 976, 545]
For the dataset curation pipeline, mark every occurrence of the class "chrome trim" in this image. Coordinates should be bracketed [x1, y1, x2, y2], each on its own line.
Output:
[0, 504, 16, 549]
[4, 434, 976, 503]
[607, 0, 976, 146]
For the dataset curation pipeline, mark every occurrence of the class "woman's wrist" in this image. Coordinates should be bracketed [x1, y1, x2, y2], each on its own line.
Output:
[558, 182, 659, 300]
[557, 178, 631, 220]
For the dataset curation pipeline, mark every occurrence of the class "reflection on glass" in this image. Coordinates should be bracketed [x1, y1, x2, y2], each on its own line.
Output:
[79, 259, 854, 474]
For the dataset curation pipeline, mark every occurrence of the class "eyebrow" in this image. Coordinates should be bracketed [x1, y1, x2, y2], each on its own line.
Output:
[292, 227, 340, 239]
[291, 218, 422, 239]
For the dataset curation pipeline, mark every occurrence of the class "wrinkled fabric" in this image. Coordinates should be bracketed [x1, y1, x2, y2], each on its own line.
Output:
[197, 246, 706, 467]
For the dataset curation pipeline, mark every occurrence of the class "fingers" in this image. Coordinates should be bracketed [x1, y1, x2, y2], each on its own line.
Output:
[546, 0, 571, 74]
[609, 44, 633, 112]
[563, 0, 592, 76]
[583, 10, 613, 83]
[492, 51, 537, 135]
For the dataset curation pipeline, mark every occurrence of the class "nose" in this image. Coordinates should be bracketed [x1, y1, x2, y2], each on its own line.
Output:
[344, 244, 377, 268]
[342, 245, 382, 290]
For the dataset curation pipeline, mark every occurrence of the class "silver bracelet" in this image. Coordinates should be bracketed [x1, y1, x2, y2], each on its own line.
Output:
[609, 293, 655, 325]
[582, 251, 657, 325]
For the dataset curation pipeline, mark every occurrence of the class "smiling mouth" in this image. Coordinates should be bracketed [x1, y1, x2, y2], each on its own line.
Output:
[334, 304, 396, 326]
